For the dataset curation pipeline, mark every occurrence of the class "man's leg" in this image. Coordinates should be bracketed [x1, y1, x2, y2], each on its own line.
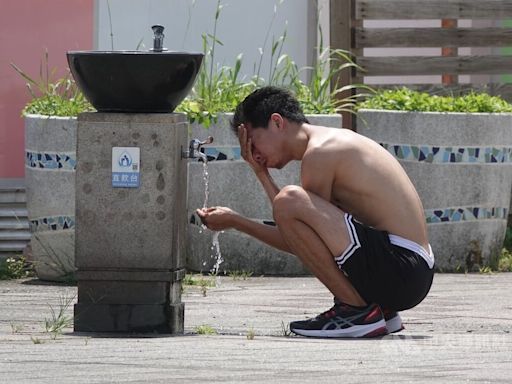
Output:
[272, 185, 365, 306]
[273, 185, 388, 337]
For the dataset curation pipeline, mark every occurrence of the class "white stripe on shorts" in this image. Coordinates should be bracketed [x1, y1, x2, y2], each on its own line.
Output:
[335, 214, 361, 267]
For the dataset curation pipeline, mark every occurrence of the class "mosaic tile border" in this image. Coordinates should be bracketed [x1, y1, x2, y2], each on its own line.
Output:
[199, 144, 512, 164]
[30, 216, 75, 232]
[380, 143, 512, 164]
[425, 207, 508, 224]
[26, 151, 76, 170]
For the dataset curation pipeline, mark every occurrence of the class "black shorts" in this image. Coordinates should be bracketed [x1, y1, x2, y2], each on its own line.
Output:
[335, 214, 434, 311]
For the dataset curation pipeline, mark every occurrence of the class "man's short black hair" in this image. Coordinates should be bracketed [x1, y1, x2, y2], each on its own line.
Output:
[230, 86, 309, 135]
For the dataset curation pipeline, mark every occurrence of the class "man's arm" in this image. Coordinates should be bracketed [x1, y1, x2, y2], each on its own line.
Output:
[196, 207, 291, 253]
[238, 125, 280, 203]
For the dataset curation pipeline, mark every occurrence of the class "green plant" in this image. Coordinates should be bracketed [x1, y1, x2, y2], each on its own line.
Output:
[195, 324, 217, 335]
[228, 270, 253, 281]
[183, 273, 215, 287]
[11, 51, 93, 117]
[32, 234, 76, 283]
[0, 256, 33, 280]
[44, 295, 74, 339]
[478, 265, 494, 274]
[176, 0, 256, 127]
[246, 326, 256, 340]
[293, 48, 372, 115]
[359, 87, 512, 113]
[183, 273, 215, 296]
[176, 0, 370, 127]
[280, 321, 292, 337]
[498, 248, 512, 272]
[30, 336, 44, 344]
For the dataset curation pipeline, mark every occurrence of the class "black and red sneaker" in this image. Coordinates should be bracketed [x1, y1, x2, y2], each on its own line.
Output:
[290, 302, 388, 338]
[382, 308, 404, 334]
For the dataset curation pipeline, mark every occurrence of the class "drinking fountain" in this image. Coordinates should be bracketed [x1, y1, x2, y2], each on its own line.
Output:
[68, 26, 211, 333]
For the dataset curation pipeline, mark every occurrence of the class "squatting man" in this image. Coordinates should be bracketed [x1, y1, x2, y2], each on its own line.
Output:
[197, 86, 434, 338]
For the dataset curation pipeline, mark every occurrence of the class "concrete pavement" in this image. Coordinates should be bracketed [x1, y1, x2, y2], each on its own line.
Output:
[1, 273, 511, 383]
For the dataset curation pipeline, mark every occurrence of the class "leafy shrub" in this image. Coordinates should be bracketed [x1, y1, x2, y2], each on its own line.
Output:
[0, 256, 33, 280]
[11, 51, 94, 117]
[498, 248, 512, 272]
[176, 0, 369, 126]
[359, 87, 512, 113]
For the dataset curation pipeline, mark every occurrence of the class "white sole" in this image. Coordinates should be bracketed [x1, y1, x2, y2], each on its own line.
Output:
[385, 313, 404, 333]
[291, 319, 387, 338]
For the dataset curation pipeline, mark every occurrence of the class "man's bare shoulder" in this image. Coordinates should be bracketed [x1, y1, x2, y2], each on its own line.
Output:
[303, 126, 357, 159]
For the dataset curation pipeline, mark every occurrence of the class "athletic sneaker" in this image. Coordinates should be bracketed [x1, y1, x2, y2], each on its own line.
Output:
[289, 302, 388, 338]
[382, 308, 404, 334]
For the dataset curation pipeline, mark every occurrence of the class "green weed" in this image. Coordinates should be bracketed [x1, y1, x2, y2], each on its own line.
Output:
[246, 326, 256, 340]
[32, 234, 76, 283]
[195, 324, 217, 335]
[183, 274, 215, 297]
[228, 270, 253, 281]
[183, 274, 215, 287]
[0, 256, 33, 280]
[498, 248, 512, 272]
[280, 321, 292, 337]
[44, 295, 75, 340]
[30, 336, 44, 344]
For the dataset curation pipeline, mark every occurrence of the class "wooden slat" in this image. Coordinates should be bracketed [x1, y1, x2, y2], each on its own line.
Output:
[356, 0, 512, 20]
[355, 28, 512, 48]
[330, 0, 355, 128]
[357, 55, 512, 76]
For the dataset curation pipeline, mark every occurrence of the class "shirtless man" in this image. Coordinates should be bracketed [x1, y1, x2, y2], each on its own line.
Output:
[197, 86, 434, 338]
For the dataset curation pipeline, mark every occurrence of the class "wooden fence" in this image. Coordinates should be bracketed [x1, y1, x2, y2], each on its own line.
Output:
[330, 0, 512, 127]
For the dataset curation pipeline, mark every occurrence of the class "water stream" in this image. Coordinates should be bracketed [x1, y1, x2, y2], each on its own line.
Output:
[200, 160, 224, 277]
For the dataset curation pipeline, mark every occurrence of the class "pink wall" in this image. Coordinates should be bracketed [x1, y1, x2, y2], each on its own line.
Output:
[0, 0, 93, 178]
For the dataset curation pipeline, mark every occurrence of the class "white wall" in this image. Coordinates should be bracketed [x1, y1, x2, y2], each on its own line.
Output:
[94, 0, 316, 83]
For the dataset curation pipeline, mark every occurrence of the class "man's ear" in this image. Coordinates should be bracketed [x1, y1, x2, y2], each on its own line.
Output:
[270, 113, 284, 130]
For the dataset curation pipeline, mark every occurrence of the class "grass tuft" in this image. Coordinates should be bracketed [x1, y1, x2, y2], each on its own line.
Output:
[195, 324, 217, 335]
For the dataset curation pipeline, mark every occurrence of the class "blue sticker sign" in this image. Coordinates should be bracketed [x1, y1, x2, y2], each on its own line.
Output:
[112, 147, 140, 188]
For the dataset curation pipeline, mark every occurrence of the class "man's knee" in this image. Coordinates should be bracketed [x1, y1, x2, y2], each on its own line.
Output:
[273, 185, 306, 222]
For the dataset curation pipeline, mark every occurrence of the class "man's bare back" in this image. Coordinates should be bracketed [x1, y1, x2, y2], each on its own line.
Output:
[301, 125, 429, 249]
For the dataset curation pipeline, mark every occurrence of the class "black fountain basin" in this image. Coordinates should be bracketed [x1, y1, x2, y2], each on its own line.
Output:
[67, 51, 203, 113]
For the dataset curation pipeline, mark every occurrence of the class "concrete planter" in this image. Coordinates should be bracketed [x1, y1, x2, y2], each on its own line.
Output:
[187, 113, 342, 275]
[357, 109, 512, 271]
[24, 115, 76, 281]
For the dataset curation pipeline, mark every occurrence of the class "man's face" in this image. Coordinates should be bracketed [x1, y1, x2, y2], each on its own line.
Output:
[246, 120, 285, 169]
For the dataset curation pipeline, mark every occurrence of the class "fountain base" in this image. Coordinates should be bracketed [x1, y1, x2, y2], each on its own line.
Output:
[74, 112, 188, 334]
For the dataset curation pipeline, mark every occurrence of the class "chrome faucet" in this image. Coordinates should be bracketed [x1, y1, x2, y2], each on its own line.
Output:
[151, 25, 166, 52]
[182, 136, 214, 162]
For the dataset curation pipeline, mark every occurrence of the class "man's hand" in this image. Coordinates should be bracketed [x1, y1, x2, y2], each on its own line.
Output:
[238, 124, 267, 175]
[196, 206, 238, 231]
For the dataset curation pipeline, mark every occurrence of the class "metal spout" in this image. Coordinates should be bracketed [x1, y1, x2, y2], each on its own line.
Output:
[182, 136, 213, 162]
[151, 25, 166, 52]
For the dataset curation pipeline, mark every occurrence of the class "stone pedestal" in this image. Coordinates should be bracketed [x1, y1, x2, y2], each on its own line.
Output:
[74, 113, 188, 334]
